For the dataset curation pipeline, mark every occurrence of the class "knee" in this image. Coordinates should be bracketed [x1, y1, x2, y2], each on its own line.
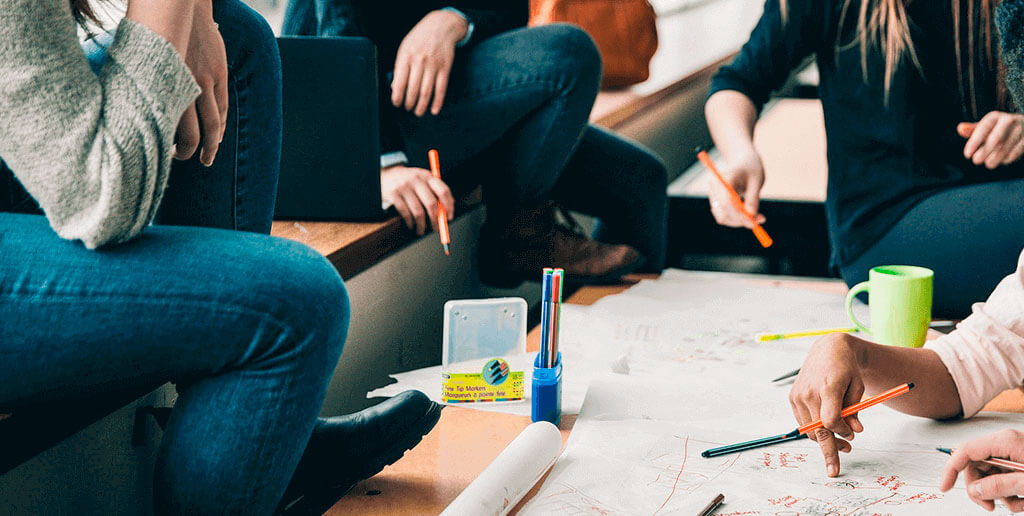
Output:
[530, 24, 602, 92]
[244, 238, 350, 361]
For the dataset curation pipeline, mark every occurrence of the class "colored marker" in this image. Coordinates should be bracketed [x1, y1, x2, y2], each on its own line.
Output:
[427, 149, 451, 256]
[696, 149, 773, 248]
[936, 447, 1024, 473]
[702, 382, 914, 458]
[771, 368, 801, 383]
[758, 327, 857, 342]
[698, 493, 725, 516]
[549, 268, 563, 368]
[539, 268, 553, 368]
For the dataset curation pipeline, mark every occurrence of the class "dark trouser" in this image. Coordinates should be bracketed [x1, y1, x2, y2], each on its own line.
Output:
[1, 2, 348, 514]
[840, 178, 1024, 319]
[396, 25, 669, 272]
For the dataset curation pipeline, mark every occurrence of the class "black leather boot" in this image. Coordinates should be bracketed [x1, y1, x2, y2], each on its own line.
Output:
[276, 390, 443, 515]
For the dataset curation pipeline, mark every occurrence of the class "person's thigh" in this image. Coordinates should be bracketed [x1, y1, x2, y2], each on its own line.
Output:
[156, 0, 283, 234]
[0, 212, 347, 410]
[551, 125, 669, 271]
[396, 25, 601, 180]
[840, 179, 1024, 318]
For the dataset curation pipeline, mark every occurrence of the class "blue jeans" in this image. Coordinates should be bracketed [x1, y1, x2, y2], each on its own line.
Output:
[840, 178, 1024, 318]
[0, 1, 348, 514]
[396, 25, 669, 271]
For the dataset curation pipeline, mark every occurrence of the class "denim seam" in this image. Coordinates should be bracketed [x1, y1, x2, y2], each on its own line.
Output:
[230, 64, 244, 231]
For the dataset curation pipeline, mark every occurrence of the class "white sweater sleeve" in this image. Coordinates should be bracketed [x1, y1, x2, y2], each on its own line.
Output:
[925, 251, 1024, 417]
[0, 0, 199, 248]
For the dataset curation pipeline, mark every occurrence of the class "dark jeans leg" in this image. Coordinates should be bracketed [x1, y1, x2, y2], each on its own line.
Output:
[156, 0, 282, 234]
[551, 126, 668, 272]
[840, 178, 1024, 319]
[0, 213, 348, 515]
[395, 24, 601, 217]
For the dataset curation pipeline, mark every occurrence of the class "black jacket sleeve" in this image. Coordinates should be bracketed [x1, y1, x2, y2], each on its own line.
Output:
[708, 0, 830, 112]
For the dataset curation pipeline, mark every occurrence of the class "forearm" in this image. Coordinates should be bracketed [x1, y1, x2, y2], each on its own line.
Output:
[125, 0, 196, 55]
[854, 339, 963, 419]
[705, 90, 759, 160]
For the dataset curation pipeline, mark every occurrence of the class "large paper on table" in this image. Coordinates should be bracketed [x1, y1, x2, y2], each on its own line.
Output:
[519, 374, 1022, 515]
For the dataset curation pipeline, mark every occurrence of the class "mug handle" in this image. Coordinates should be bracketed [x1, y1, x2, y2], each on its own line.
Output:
[845, 281, 872, 335]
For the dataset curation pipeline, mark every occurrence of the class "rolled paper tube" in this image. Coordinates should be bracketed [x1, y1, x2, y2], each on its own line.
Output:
[440, 422, 563, 516]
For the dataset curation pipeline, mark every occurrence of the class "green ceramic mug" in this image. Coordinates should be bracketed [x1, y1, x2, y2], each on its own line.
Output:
[844, 265, 934, 348]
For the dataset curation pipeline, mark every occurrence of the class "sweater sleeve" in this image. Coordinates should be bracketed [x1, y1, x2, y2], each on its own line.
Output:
[0, 0, 200, 249]
[708, 0, 828, 111]
[925, 251, 1024, 418]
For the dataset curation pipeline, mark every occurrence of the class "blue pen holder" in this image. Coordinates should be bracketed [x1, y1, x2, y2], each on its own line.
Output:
[531, 352, 562, 425]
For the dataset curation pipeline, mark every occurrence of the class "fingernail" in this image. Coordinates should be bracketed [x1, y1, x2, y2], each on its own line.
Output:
[828, 463, 838, 476]
[973, 483, 983, 496]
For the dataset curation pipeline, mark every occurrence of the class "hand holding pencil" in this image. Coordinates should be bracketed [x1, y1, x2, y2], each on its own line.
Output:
[697, 149, 772, 247]
[939, 430, 1024, 512]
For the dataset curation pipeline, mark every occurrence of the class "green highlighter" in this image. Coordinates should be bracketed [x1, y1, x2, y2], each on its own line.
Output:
[845, 265, 933, 348]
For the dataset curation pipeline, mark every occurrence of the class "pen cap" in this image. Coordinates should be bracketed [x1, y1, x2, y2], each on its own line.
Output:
[531, 352, 562, 425]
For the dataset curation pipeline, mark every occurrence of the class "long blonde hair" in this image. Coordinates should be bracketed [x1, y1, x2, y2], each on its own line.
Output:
[782, 0, 1008, 116]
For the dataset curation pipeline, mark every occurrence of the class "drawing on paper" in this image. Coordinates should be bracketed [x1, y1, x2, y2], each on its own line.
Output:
[522, 418, 1010, 516]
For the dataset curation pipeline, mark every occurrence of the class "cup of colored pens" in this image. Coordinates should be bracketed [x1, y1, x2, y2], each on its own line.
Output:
[532, 268, 564, 425]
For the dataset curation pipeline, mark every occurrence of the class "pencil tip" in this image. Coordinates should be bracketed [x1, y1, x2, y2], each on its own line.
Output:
[700, 451, 711, 458]
[907, 382, 915, 390]
[443, 244, 450, 256]
[936, 447, 952, 455]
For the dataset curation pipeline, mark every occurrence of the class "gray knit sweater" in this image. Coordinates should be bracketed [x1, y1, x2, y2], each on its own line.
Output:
[0, 0, 199, 248]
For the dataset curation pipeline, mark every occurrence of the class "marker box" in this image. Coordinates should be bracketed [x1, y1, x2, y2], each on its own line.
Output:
[531, 352, 562, 425]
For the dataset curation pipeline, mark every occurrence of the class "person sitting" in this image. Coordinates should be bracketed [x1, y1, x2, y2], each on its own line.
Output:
[704, 0, 1024, 318]
[0, 1, 439, 514]
[282, 0, 669, 287]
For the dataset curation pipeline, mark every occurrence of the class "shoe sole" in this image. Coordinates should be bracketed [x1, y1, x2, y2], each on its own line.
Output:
[278, 402, 444, 516]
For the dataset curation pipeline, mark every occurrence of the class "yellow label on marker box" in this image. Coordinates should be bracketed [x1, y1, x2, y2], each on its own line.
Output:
[442, 371, 524, 403]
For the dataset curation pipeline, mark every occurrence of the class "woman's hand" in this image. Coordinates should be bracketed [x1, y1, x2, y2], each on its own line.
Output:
[174, 0, 228, 166]
[390, 10, 469, 117]
[959, 111, 1024, 170]
[381, 165, 455, 235]
[789, 333, 870, 477]
[708, 150, 767, 229]
[940, 429, 1024, 512]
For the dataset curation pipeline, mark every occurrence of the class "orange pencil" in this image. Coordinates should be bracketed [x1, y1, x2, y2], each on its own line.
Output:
[702, 382, 913, 458]
[427, 149, 451, 256]
[798, 382, 914, 435]
[957, 122, 977, 139]
[696, 149, 773, 248]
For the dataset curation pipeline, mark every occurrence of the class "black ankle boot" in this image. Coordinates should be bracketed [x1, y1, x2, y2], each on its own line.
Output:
[276, 390, 443, 515]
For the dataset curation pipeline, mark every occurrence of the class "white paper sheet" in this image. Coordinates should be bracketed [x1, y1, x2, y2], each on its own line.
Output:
[520, 374, 1022, 515]
[369, 270, 865, 416]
